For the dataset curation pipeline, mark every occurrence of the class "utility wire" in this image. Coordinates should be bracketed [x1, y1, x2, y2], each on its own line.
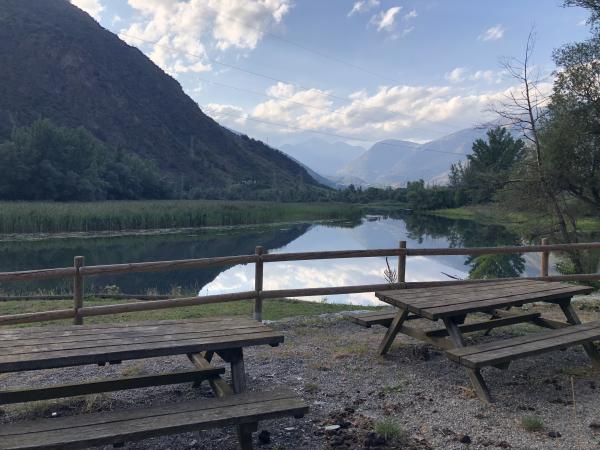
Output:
[121, 32, 465, 133]
[210, 109, 467, 156]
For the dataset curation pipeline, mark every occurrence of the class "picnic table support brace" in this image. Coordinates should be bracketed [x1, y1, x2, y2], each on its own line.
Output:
[443, 317, 493, 404]
[378, 308, 409, 355]
[560, 302, 600, 368]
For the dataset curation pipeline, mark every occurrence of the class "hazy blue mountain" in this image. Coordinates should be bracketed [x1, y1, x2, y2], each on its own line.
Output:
[279, 138, 365, 176]
[336, 127, 490, 187]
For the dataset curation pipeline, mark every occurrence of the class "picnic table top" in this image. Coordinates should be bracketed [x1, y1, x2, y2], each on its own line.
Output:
[0, 316, 283, 373]
[375, 279, 593, 321]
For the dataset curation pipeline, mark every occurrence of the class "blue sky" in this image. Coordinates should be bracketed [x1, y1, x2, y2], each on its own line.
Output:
[72, 0, 591, 146]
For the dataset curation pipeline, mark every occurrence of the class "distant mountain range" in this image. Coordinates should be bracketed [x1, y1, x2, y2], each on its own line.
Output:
[279, 138, 366, 176]
[280, 128, 491, 188]
[0, 0, 324, 198]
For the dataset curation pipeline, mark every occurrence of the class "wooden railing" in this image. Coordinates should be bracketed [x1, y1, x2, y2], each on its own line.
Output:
[1, 241, 599, 326]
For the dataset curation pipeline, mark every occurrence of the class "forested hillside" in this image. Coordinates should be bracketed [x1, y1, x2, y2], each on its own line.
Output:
[0, 0, 325, 200]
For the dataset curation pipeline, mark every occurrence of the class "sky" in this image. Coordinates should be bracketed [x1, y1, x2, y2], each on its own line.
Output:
[71, 0, 591, 147]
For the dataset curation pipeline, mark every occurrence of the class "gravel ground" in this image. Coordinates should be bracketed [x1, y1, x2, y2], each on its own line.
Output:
[1, 299, 600, 450]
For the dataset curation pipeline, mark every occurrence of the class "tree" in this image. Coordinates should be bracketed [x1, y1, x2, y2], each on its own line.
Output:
[455, 127, 525, 204]
[491, 30, 578, 245]
[0, 119, 171, 201]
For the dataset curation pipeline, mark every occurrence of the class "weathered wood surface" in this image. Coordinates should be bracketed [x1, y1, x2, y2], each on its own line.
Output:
[446, 320, 600, 368]
[0, 367, 225, 405]
[0, 389, 308, 450]
[376, 280, 592, 320]
[0, 317, 283, 373]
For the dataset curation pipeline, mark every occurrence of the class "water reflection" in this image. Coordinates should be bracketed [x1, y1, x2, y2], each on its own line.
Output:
[0, 213, 555, 304]
[201, 214, 540, 305]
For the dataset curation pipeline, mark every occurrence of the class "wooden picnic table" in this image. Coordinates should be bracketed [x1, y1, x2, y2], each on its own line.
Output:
[0, 316, 307, 449]
[374, 279, 600, 403]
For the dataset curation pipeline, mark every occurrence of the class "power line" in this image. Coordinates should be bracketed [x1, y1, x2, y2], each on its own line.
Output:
[121, 32, 465, 134]
[197, 77, 466, 137]
[210, 109, 467, 156]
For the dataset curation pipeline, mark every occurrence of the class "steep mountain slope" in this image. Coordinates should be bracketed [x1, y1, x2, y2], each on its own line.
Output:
[0, 0, 322, 194]
[336, 139, 420, 185]
[279, 138, 365, 176]
[336, 128, 490, 187]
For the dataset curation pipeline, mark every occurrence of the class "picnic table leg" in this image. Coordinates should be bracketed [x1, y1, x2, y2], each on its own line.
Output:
[559, 301, 600, 368]
[443, 317, 494, 404]
[223, 349, 256, 450]
[378, 308, 409, 355]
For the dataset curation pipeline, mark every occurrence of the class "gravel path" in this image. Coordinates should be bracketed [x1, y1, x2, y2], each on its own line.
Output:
[1, 301, 600, 450]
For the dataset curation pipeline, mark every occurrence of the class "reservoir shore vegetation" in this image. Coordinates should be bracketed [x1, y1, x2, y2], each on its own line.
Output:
[0, 200, 363, 234]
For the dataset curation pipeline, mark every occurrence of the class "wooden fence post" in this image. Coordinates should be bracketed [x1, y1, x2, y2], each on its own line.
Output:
[254, 246, 264, 322]
[398, 240, 407, 283]
[540, 238, 549, 278]
[74, 256, 84, 325]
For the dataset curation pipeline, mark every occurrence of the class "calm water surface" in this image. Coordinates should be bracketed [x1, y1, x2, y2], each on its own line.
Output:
[0, 213, 553, 305]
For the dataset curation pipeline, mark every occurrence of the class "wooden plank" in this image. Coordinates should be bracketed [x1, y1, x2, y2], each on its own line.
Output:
[188, 353, 233, 397]
[0, 320, 263, 350]
[378, 309, 409, 355]
[0, 331, 284, 373]
[407, 242, 600, 256]
[0, 317, 258, 339]
[0, 390, 308, 450]
[560, 303, 600, 368]
[448, 321, 600, 359]
[397, 282, 575, 308]
[0, 326, 274, 356]
[378, 282, 586, 314]
[261, 248, 407, 262]
[460, 326, 600, 368]
[425, 312, 541, 337]
[420, 288, 584, 320]
[379, 279, 542, 301]
[80, 255, 258, 276]
[410, 285, 574, 312]
[0, 367, 225, 405]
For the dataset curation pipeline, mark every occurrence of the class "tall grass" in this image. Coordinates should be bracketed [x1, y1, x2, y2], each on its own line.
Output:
[0, 200, 361, 234]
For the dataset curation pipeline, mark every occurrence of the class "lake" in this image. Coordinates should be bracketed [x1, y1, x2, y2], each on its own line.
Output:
[0, 212, 560, 305]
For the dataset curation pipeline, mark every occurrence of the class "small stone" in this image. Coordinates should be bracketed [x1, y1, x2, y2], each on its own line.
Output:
[374, 436, 386, 445]
[324, 425, 341, 431]
[547, 431, 561, 438]
[51, 412, 58, 417]
[188, 440, 199, 448]
[339, 420, 352, 429]
[284, 427, 296, 432]
[458, 434, 472, 444]
[590, 422, 600, 430]
[497, 441, 511, 448]
[257, 430, 271, 445]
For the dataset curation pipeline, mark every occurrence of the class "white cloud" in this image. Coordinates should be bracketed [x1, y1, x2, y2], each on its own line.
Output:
[348, 0, 380, 16]
[371, 6, 402, 32]
[404, 9, 417, 20]
[224, 81, 530, 142]
[70, 0, 104, 21]
[204, 103, 247, 126]
[445, 67, 467, 82]
[119, 0, 291, 74]
[479, 24, 505, 41]
[445, 68, 505, 84]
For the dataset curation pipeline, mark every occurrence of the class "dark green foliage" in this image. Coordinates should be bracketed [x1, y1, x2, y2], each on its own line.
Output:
[0, 120, 170, 201]
[450, 127, 525, 204]
[466, 254, 526, 279]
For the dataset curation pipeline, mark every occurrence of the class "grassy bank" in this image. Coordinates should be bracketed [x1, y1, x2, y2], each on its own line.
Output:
[432, 204, 600, 235]
[0, 200, 362, 234]
[1, 298, 381, 328]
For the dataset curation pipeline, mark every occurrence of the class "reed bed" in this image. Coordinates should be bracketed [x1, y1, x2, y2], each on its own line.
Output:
[0, 201, 361, 234]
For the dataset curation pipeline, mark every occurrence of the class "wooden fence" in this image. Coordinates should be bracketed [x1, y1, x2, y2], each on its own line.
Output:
[1, 240, 599, 326]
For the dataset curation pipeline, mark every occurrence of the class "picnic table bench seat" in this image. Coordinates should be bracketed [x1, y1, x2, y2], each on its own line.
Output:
[446, 320, 600, 369]
[347, 310, 398, 328]
[0, 389, 308, 450]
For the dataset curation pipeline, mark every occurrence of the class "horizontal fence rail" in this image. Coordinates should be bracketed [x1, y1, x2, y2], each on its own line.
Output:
[0, 241, 598, 326]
